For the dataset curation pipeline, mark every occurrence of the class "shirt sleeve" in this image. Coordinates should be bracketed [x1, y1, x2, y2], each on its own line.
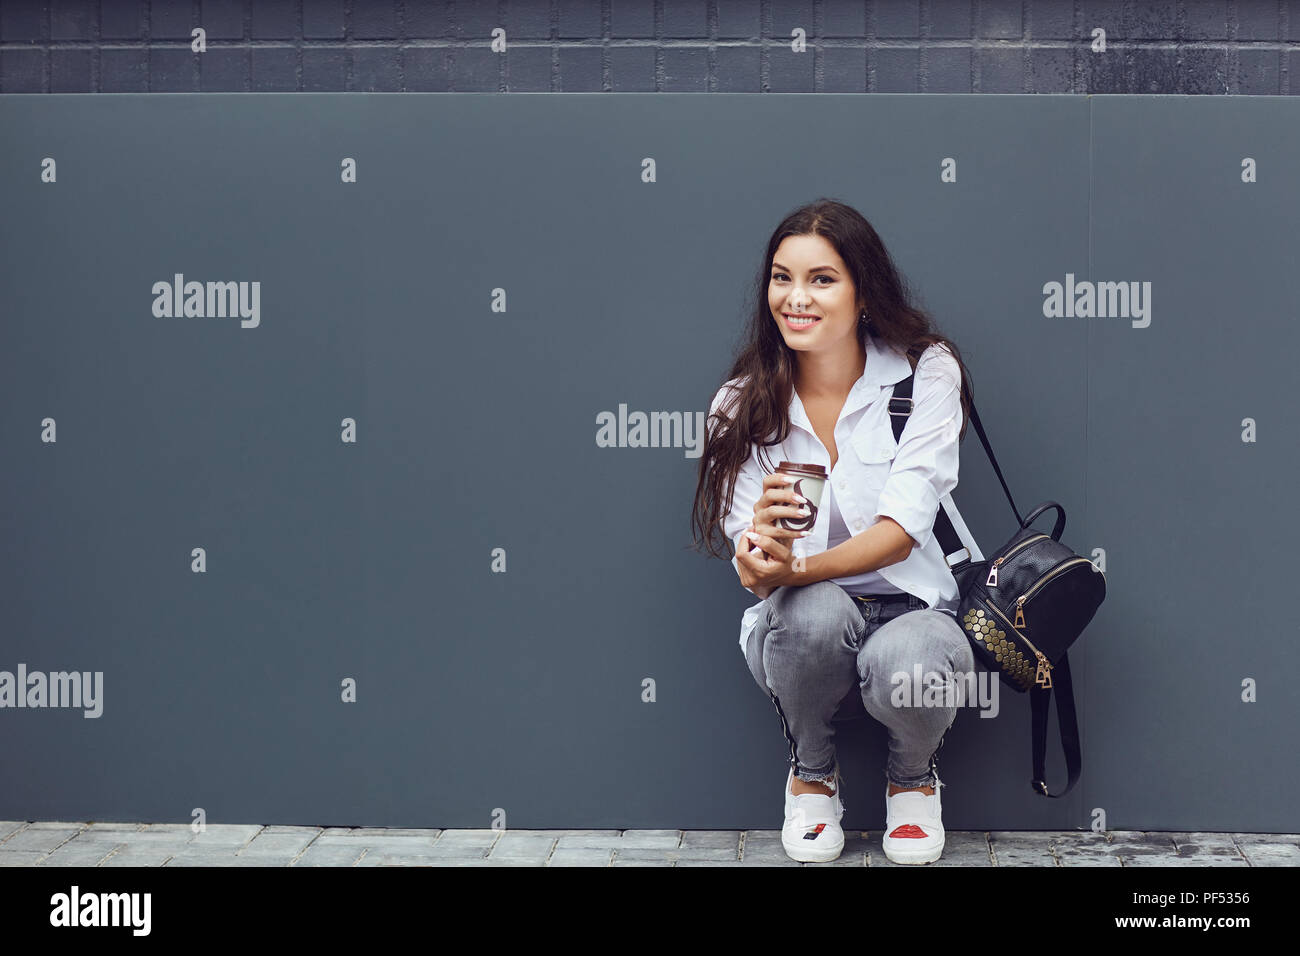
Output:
[709, 380, 767, 584]
[870, 344, 963, 553]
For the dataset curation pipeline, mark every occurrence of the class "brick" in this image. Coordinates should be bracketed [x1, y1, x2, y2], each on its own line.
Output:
[611, 1, 655, 39]
[150, 48, 196, 91]
[614, 847, 738, 863]
[920, 831, 994, 867]
[556, 46, 602, 91]
[485, 833, 556, 861]
[1, 827, 80, 854]
[152, 0, 196, 39]
[875, 0, 921, 38]
[405, 1, 454, 40]
[357, 849, 473, 866]
[554, 831, 625, 849]
[290, 844, 367, 866]
[350, 0, 394, 40]
[1027, 1, 1076, 38]
[165, 852, 281, 866]
[403, 46, 449, 90]
[304, 0, 345, 39]
[976, 1, 1021, 39]
[976, 45, 1022, 92]
[609, 46, 655, 91]
[505, 45, 552, 91]
[547, 847, 614, 866]
[73, 829, 192, 845]
[252, 0, 297, 40]
[662, 47, 709, 91]
[0, 850, 47, 866]
[323, 827, 440, 838]
[620, 830, 682, 848]
[931, 0, 975, 39]
[238, 832, 319, 856]
[352, 47, 400, 90]
[767, 45, 815, 92]
[251, 46, 297, 90]
[1232, 838, 1300, 866]
[101, 0, 146, 40]
[199, 0, 246, 40]
[823, 47, 867, 92]
[717, 1, 761, 38]
[1049, 831, 1121, 867]
[663, 0, 708, 39]
[187, 824, 264, 847]
[680, 830, 741, 850]
[1, 48, 44, 91]
[1, 0, 44, 43]
[873, 46, 920, 92]
[50, 49, 92, 91]
[1103, 831, 1182, 866]
[52, 0, 95, 40]
[97, 846, 176, 866]
[988, 831, 1059, 866]
[38, 843, 126, 866]
[557, 1, 602, 40]
[449, 46, 501, 91]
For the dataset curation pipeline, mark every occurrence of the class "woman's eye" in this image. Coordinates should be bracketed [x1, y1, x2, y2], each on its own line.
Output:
[772, 274, 833, 284]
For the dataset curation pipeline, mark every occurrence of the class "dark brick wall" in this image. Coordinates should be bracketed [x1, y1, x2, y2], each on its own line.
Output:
[1, 0, 1298, 93]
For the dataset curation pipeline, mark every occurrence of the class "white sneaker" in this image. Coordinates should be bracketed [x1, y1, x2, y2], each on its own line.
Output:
[882, 772, 945, 864]
[781, 767, 845, 863]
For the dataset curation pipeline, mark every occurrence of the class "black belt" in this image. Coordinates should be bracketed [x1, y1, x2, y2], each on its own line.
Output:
[852, 593, 914, 605]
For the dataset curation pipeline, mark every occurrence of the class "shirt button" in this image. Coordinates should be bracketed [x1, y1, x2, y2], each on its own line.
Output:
[853, 520, 864, 531]
[837, 480, 847, 491]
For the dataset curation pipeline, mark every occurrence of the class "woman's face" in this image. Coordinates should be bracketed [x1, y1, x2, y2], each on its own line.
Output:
[767, 233, 860, 355]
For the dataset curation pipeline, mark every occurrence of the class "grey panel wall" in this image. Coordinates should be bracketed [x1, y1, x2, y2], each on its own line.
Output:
[1, 91, 1296, 832]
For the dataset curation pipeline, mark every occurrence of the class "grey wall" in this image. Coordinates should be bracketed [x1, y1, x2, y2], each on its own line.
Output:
[3, 91, 1297, 832]
[2, 1, 1298, 833]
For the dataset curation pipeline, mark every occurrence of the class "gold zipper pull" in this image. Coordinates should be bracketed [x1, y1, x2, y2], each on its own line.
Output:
[985, 559, 999, 587]
[1034, 652, 1053, 688]
[1013, 597, 1026, 629]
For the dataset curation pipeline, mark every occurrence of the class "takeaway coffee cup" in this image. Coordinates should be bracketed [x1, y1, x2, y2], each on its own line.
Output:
[776, 462, 827, 533]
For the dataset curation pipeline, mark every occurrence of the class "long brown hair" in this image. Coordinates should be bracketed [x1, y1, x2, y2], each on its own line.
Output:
[689, 198, 975, 561]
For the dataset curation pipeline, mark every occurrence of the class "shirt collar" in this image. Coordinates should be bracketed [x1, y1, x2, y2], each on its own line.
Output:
[789, 333, 914, 434]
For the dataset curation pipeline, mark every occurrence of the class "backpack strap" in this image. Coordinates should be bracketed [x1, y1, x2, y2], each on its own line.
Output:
[889, 372, 1081, 799]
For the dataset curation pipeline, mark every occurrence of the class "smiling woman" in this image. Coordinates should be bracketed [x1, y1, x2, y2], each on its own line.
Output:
[689, 197, 978, 866]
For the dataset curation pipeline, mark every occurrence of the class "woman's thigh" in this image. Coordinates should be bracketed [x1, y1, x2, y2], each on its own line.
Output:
[857, 608, 974, 696]
[744, 580, 865, 693]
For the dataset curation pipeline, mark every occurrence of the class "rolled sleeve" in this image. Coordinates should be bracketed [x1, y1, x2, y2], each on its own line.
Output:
[871, 346, 962, 553]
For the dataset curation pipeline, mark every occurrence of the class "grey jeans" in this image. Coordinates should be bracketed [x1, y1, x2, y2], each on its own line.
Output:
[744, 579, 975, 790]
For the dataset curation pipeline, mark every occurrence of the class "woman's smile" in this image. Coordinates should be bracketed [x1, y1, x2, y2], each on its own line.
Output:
[783, 313, 823, 331]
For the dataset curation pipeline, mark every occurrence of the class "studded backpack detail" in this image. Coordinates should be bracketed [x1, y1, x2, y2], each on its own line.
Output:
[888, 371, 1107, 798]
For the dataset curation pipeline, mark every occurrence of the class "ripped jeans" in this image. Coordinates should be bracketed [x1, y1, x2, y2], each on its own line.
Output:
[744, 579, 974, 790]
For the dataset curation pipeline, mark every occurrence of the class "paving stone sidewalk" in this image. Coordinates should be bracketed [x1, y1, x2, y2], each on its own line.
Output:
[2, 821, 1296, 866]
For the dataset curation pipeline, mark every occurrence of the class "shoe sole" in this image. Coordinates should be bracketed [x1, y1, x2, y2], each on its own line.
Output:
[782, 832, 845, 863]
[882, 838, 944, 865]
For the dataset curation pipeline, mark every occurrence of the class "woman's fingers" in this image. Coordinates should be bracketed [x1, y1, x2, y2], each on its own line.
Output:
[743, 529, 789, 562]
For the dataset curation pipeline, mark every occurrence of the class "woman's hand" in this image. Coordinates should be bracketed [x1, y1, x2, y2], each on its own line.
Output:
[735, 473, 810, 594]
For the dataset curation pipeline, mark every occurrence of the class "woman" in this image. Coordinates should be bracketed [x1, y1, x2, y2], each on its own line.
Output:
[690, 199, 981, 864]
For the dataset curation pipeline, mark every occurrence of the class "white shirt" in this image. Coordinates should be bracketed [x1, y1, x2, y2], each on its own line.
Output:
[709, 333, 985, 654]
[825, 486, 908, 597]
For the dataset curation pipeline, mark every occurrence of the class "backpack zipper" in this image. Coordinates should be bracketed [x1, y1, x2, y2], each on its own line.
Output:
[984, 532, 1050, 587]
[1013, 557, 1099, 628]
[982, 596, 1054, 688]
